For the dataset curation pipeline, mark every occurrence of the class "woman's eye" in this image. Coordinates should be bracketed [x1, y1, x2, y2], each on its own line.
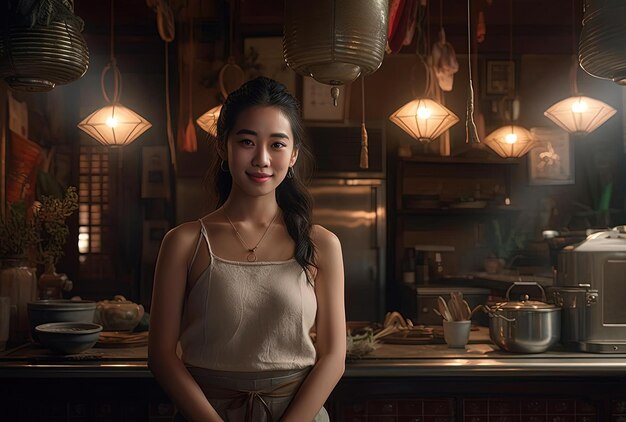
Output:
[272, 142, 287, 149]
[240, 139, 254, 146]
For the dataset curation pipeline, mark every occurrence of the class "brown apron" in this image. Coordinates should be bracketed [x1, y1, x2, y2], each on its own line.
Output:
[173, 366, 329, 422]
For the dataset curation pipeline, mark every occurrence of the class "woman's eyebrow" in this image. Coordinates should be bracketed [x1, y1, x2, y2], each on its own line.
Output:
[235, 129, 290, 140]
[270, 132, 290, 140]
[235, 129, 257, 136]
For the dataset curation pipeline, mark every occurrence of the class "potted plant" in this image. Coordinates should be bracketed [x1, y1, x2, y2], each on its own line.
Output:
[32, 186, 79, 299]
[484, 220, 528, 274]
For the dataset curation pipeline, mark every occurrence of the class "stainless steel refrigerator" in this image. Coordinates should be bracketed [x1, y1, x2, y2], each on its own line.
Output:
[309, 178, 386, 322]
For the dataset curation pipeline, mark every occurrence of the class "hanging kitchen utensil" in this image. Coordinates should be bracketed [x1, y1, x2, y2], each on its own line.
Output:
[0, 0, 89, 92]
[177, 4, 197, 153]
[359, 76, 369, 169]
[432, 1, 459, 92]
[464, 0, 480, 144]
[283, 0, 388, 105]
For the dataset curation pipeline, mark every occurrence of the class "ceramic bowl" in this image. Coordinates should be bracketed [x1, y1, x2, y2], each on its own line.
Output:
[35, 322, 102, 354]
[95, 295, 144, 331]
[27, 300, 97, 341]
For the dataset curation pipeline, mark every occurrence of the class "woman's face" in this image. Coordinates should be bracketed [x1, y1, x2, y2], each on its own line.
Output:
[222, 106, 298, 197]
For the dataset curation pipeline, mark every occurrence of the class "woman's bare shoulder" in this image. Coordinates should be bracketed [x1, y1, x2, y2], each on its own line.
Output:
[311, 224, 341, 251]
[162, 221, 201, 249]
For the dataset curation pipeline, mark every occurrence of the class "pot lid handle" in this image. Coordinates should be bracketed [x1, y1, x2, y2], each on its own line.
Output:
[506, 281, 547, 302]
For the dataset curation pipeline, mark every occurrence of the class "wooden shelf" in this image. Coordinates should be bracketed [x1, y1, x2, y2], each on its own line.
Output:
[397, 207, 522, 216]
[399, 155, 520, 165]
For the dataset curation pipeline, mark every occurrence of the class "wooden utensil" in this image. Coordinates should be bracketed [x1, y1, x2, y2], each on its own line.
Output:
[437, 296, 453, 321]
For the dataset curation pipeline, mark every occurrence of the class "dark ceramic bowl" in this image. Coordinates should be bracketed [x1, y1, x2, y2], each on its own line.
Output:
[35, 322, 102, 354]
[27, 300, 96, 341]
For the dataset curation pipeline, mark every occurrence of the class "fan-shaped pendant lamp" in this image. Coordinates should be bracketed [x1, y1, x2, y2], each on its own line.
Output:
[196, 104, 222, 138]
[77, 0, 151, 146]
[544, 95, 616, 135]
[389, 98, 459, 142]
[545, 0, 616, 135]
[283, 0, 388, 104]
[483, 125, 536, 158]
[484, 0, 535, 158]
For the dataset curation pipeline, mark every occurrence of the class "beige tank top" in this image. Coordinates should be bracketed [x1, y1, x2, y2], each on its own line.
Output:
[179, 220, 318, 371]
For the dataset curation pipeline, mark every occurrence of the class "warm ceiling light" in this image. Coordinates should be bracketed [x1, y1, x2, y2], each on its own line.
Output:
[544, 95, 616, 135]
[78, 104, 152, 146]
[389, 98, 459, 142]
[77, 0, 151, 147]
[483, 125, 536, 158]
[196, 104, 222, 138]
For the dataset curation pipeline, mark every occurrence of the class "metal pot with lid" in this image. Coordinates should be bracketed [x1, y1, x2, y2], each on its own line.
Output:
[484, 282, 561, 353]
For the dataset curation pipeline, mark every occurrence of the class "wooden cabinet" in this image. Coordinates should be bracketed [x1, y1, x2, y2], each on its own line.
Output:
[390, 155, 521, 284]
[329, 377, 626, 422]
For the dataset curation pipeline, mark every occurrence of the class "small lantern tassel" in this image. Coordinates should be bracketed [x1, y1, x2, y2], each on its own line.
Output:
[359, 76, 369, 169]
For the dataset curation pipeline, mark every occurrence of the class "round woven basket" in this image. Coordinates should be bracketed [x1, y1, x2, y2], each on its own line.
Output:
[579, 0, 626, 85]
[0, 13, 89, 91]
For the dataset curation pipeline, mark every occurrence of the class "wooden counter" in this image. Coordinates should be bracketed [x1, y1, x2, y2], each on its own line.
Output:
[2, 339, 626, 420]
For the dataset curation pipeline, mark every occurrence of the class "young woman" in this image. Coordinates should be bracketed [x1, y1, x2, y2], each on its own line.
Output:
[148, 77, 346, 422]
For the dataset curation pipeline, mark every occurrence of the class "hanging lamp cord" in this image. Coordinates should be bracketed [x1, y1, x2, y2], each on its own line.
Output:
[101, 0, 121, 105]
[570, 0, 579, 95]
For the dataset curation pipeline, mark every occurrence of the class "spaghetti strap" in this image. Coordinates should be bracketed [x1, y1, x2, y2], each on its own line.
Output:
[187, 221, 204, 274]
[198, 219, 214, 257]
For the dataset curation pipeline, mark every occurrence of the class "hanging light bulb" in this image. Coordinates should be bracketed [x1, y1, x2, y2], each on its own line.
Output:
[544, 0, 616, 135]
[389, 98, 459, 142]
[483, 125, 536, 158]
[77, 0, 151, 146]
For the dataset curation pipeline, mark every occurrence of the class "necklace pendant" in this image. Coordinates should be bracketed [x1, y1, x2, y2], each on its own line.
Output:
[246, 251, 257, 262]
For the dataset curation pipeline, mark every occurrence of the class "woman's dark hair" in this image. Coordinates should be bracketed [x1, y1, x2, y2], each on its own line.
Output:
[211, 77, 316, 273]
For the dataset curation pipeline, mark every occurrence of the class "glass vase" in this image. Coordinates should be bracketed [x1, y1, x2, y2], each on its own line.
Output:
[0, 257, 37, 345]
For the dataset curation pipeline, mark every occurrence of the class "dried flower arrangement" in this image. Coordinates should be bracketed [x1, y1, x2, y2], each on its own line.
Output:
[0, 186, 78, 265]
[32, 186, 79, 266]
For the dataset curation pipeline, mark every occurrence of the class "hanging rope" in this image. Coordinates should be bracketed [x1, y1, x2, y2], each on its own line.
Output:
[359, 76, 369, 169]
[100, 0, 121, 105]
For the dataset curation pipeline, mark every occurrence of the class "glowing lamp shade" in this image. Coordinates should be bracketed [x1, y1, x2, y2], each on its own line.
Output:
[78, 103, 152, 147]
[483, 125, 536, 158]
[544, 95, 616, 135]
[196, 104, 222, 137]
[389, 98, 459, 142]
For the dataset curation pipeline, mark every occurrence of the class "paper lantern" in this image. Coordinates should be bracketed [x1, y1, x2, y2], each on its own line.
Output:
[77, 104, 151, 147]
[544, 95, 616, 135]
[389, 98, 459, 142]
[483, 125, 536, 158]
[284, 0, 387, 88]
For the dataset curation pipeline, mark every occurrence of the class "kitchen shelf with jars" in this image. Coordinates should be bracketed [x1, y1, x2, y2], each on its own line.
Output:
[390, 150, 525, 298]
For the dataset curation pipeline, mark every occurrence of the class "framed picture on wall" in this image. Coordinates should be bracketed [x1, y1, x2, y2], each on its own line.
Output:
[302, 77, 350, 122]
[485, 60, 515, 96]
[528, 127, 575, 185]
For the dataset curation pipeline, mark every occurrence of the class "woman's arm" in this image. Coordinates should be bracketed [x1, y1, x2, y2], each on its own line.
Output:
[281, 225, 347, 422]
[148, 223, 223, 422]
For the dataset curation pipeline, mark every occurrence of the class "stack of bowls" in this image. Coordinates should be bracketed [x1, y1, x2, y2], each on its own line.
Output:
[27, 300, 102, 354]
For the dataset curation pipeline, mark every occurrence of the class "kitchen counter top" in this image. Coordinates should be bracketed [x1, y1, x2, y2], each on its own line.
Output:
[3, 333, 626, 379]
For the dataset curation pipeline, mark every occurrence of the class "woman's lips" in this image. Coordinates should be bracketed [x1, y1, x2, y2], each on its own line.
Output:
[247, 173, 272, 183]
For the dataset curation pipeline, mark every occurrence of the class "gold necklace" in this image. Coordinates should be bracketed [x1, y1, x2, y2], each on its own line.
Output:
[223, 209, 279, 262]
